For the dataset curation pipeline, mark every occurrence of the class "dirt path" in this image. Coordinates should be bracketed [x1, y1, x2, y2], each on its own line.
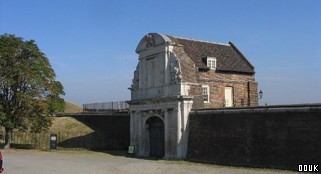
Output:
[2, 150, 294, 174]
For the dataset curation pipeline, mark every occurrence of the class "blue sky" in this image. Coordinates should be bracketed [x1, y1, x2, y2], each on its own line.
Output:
[1, 0, 320, 105]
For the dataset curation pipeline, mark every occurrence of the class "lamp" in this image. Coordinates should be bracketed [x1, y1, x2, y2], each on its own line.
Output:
[259, 90, 263, 99]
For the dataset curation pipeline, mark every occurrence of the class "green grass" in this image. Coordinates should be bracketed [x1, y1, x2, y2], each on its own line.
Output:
[64, 100, 83, 113]
[49, 117, 93, 134]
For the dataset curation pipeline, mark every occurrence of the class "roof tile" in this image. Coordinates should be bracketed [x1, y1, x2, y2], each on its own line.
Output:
[167, 35, 255, 74]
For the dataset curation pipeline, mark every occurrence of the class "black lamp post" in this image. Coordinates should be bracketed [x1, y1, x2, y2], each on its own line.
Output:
[259, 90, 263, 99]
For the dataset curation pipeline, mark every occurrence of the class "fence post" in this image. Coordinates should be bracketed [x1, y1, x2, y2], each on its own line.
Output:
[58, 132, 60, 150]
[112, 102, 114, 112]
[33, 133, 36, 149]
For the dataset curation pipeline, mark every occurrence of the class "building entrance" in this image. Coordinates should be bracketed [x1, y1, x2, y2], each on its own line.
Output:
[147, 117, 164, 158]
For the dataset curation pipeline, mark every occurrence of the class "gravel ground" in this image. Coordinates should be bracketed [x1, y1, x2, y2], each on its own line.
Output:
[2, 150, 295, 174]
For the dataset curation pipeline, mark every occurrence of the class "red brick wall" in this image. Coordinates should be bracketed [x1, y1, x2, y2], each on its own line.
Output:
[199, 70, 258, 108]
[174, 45, 258, 109]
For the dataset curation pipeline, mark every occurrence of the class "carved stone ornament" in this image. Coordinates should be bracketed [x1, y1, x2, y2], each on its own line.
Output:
[145, 34, 154, 48]
[143, 109, 164, 118]
[169, 52, 182, 84]
[131, 63, 139, 90]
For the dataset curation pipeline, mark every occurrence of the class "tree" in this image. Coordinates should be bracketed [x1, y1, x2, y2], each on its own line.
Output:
[0, 34, 65, 149]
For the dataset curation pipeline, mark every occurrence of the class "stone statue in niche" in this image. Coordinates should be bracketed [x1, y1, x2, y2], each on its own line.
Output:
[131, 63, 139, 90]
[169, 52, 182, 84]
[145, 34, 154, 48]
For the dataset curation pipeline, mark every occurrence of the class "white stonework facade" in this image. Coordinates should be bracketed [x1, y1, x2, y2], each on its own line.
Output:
[128, 33, 194, 159]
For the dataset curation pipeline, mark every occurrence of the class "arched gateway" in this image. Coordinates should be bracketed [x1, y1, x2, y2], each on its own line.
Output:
[146, 117, 164, 157]
[128, 33, 194, 159]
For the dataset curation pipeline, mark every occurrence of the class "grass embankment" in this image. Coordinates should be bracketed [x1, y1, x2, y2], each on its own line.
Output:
[50, 100, 92, 133]
[1, 101, 93, 150]
[49, 117, 94, 134]
[64, 100, 83, 113]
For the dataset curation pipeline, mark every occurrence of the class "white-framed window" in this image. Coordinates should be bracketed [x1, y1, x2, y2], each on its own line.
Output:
[207, 57, 217, 69]
[202, 85, 210, 103]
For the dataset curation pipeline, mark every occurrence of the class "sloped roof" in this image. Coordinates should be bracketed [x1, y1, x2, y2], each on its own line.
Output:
[167, 35, 255, 74]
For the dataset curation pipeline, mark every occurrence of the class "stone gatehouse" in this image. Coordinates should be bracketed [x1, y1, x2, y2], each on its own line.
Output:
[128, 33, 258, 159]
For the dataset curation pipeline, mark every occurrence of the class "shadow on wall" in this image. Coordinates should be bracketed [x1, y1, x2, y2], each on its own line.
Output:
[58, 132, 127, 150]
[187, 105, 321, 171]
[58, 114, 130, 151]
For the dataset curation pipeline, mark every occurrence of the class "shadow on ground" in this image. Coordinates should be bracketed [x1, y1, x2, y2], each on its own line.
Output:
[0, 143, 35, 150]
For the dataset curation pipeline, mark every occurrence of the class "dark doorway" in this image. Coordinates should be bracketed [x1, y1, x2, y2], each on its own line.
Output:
[147, 117, 164, 158]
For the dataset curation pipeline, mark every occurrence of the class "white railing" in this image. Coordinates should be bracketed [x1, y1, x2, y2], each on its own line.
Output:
[83, 101, 129, 112]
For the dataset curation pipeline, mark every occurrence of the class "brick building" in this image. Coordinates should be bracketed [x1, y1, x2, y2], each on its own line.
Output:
[167, 36, 258, 108]
[128, 33, 258, 159]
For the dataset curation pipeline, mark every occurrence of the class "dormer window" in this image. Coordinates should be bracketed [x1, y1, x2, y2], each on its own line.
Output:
[207, 57, 217, 69]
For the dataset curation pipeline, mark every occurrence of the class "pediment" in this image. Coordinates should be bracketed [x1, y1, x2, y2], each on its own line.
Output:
[135, 33, 173, 53]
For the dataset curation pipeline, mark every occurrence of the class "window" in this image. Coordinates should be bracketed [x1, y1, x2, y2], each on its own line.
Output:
[202, 85, 210, 103]
[207, 57, 216, 69]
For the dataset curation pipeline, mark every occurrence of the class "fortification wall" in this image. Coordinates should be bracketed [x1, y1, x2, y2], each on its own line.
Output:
[187, 104, 321, 170]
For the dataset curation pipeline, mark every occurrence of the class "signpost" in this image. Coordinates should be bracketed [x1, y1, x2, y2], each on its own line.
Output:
[50, 134, 58, 150]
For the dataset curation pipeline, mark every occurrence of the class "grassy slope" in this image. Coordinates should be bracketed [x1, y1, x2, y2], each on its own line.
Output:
[49, 101, 92, 133]
[64, 100, 83, 113]
[49, 117, 93, 134]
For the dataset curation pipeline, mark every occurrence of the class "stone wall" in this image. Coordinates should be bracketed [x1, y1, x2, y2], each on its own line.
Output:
[187, 104, 321, 170]
[69, 113, 130, 150]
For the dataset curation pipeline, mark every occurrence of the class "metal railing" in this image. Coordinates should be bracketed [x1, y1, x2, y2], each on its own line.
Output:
[82, 101, 129, 112]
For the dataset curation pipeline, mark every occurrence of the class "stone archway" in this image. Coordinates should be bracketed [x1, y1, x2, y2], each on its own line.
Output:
[146, 116, 164, 158]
